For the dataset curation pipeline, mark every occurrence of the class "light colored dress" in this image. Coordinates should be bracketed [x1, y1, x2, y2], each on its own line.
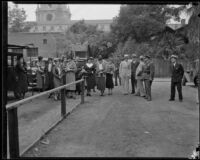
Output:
[65, 60, 77, 91]
[96, 60, 107, 91]
[36, 61, 45, 89]
[119, 60, 131, 94]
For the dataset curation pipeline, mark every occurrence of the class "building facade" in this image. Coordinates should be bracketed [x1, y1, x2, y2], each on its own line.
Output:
[30, 4, 112, 33]
[8, 4, 113, 58]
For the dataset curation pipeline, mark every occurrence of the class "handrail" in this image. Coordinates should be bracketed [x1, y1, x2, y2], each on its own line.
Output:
[6, 79, 84, 110]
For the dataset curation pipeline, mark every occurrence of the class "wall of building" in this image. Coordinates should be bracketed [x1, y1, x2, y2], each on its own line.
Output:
[8, 32, 58, 60]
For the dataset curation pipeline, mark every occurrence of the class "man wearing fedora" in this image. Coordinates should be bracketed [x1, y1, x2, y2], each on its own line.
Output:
[131, 54, 140, 94]
[169, 55, 184, 102]
[143, 55, 155, 101]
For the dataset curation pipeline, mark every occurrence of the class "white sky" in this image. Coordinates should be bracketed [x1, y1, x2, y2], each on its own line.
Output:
[8, 2, 121, 21]
[8, 2, 190, 23]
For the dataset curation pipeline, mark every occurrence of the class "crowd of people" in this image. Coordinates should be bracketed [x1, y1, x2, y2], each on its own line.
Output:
[12, 53, 199, 103]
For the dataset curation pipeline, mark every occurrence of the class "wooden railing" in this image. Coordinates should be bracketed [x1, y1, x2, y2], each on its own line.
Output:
[6, 78, 85, 158]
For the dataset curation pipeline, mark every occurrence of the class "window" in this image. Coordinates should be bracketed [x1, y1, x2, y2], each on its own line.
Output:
[43, 39, 47, 45]
[43, 26, 46, 31]
[50, 26, 54, 31]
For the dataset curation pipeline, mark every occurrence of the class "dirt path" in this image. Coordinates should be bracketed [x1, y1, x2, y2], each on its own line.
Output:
[23, 80, 199, 157]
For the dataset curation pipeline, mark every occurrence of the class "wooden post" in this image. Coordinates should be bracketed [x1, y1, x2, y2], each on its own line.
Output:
[81, 79, 85, 104]
[8, 108, 19, 158]
[61, 76, 66, 117]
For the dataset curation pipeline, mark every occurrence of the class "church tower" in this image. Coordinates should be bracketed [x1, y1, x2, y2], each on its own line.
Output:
[30, 4, 71, 33]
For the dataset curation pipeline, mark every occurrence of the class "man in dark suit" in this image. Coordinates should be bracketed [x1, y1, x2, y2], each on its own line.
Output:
[131, 54, 140, 94]
[143, 55, 155, 101]
[169, 55, 184, 102]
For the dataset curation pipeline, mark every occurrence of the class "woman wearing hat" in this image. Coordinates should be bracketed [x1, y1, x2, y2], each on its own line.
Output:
[106, 57, 115, 95]
[36, 56, 45, 91]
[83, 57, 96, 96]
[64, 54, 77, 99]
[15, 56, 28, 99]
[52, 59, 63, 100]
[119, 54, 131, 95]
[96, 55, 107, 96]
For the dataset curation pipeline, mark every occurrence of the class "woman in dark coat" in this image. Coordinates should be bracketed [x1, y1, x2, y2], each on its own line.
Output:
[15, 56, 28, 99]
[83, 57, 96, 96]
[106, 57, 115, 95]
[44, 58, 54, 98]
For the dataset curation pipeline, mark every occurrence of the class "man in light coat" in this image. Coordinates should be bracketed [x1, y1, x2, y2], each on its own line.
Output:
[135, 55, 146, 97]
[119, 54, 131, 95]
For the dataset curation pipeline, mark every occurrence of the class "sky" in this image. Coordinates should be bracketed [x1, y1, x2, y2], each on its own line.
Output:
[8, 2, 190, 23]
[8, 2, 121, 21]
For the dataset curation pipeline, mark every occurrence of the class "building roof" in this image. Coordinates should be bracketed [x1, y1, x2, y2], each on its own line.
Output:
[71, 19, 113, 25]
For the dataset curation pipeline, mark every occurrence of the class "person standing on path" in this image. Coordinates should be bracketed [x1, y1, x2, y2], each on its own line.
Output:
[135, 56, 146, 97]
[64, 54, 77, 99]
[83, 57, 96, 96]
[114, 56, 121, 86]
[106, 57, 115, 95]
[169, 55, 184, 102]
[36, 56, 45, 92]
[119, 54, 131, 95]
[143, 55, 155, 101]
[131, 54, 140, 94]
[96, 55, 107, 96]
[15, 56, 28, 99]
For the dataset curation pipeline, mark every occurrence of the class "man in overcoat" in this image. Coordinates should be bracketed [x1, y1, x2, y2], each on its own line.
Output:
[169, 55, 184, 102]
[143, 55, 155, 101]
[131, 54, 140, 94]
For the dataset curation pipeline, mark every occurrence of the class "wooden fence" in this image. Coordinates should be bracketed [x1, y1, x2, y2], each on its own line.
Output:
[6, 78, 85, 158]
[153, 58, 189, 78]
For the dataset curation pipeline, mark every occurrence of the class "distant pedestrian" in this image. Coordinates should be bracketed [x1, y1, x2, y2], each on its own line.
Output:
[36, 56, 45, 91]
[135, 56, 145, 97]
[143, 55, 155, 101]
[130, 54, 140, 94]
[106, 57, 115, 95]
[96, 55, 107, 96]
[46, 58, 54, 98]
[119, 54, 131, 95]
[169, 55, 184, 102]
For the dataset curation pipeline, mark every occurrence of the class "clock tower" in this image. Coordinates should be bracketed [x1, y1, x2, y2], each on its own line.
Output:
[30, 4, 71, 33]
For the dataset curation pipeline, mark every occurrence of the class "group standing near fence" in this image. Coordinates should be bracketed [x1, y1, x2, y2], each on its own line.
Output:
[12, 52, 199, 103]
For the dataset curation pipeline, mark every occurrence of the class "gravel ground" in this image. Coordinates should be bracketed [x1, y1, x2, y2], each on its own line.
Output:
[22, 80, 199, 158]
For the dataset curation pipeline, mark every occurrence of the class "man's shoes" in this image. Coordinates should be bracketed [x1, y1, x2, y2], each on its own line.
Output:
[169, 99, 175, 101]
[131, 92, 135, 94]
[134, 93, 140, 96]
[179, 99, 183, 102]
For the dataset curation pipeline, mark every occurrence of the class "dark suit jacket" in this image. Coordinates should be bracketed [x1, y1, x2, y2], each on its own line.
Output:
[131, 61, 140, 76]
[170, 63, 184, 82]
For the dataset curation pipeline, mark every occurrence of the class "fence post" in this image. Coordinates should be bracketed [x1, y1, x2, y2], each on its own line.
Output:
[81, 79, 85, 104]
[61, 76, 66, 117]
[8, 108, 19, 158]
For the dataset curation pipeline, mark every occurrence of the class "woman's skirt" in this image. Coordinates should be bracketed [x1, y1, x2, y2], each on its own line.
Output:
[65, 71, 76, 91]
[106, 73, 114, 89]
[96, 74, 106, 91]
[86, 74, 95, 90]
[36, 71, 44, 89]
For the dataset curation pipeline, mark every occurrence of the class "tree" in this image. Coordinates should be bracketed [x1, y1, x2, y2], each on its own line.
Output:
[110, 5, 175, 43]
[8, 4, 27, 32]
